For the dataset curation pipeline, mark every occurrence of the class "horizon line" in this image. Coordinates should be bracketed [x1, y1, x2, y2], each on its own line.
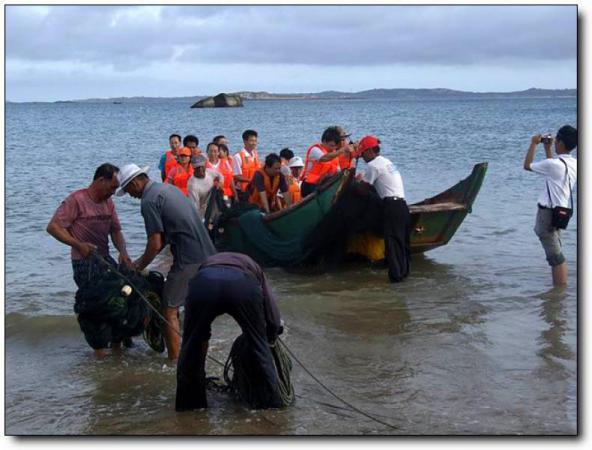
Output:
[6, 86, 577, 104]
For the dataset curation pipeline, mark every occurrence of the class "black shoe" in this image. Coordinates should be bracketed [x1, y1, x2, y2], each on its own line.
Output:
[123, 337, 134, 348]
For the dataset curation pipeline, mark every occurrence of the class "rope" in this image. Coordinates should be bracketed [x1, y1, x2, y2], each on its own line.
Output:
[270, 340, 295, 406]
[278, 337, 398, 431]
[91, 252, 225, 368]
[223, 335, 295, 408]
[93, 253, 394, 430]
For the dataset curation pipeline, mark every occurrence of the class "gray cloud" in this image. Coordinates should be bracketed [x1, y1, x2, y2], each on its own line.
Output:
[6, 5, 576, 70]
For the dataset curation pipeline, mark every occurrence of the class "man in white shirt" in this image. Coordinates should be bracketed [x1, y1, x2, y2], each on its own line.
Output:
[523, 125, 577, 286]
[188, 155, 224, 222]
[355, 135, 410, 282]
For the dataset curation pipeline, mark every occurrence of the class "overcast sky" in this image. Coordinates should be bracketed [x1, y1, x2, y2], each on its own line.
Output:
[5, 4, 577, 102]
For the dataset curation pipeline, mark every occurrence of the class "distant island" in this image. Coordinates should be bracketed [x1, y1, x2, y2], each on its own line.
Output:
[6, 87, 576, 104]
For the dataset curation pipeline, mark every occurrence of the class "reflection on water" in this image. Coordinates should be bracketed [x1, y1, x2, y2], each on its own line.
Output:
[536, 287, 574, 362]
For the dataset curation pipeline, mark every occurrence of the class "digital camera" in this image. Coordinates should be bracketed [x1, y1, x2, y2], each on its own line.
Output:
[541, 134, 553, 145]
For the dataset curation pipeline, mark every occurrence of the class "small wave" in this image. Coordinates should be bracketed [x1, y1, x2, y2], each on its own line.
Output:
[5, 312, 80, 340]
[490, 228, 517, 236]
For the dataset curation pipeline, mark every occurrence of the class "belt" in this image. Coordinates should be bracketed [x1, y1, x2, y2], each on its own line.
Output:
[383, 196, 403, 201]
[538, 203, 552, 210]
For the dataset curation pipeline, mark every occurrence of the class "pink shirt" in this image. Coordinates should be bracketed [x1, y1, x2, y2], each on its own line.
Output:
[50, 188, 121, 260]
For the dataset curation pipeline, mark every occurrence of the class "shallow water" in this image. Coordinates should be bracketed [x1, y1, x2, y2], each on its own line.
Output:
[4, 97, 577, 435]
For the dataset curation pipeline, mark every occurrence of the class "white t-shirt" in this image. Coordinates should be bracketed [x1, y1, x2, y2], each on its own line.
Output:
[280, 164, 291, 177]
[187, 169, 222, 219]
[206, 160, 227, 181]
[362, 155, 405, 199]
[232, 148, 259, 176]
[530, 154, 577, 208]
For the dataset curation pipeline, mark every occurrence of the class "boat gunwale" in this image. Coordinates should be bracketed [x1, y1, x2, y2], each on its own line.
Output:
[410, 162, 488, 209]
[262, 170, 352, 222]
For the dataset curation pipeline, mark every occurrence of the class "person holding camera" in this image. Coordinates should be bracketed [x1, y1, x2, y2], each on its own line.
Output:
[523, 125, 577, 286]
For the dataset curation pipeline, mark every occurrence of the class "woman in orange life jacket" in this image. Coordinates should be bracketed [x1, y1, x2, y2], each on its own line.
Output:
[248, 153, 292, 214]
[286, 156, 304, 204]
[232, 129, 261, 201]
[205, 142, 238, 203]
[160, 133, 182, 181]
[166, 146, 194, 196]
[300, 126, 355, 198]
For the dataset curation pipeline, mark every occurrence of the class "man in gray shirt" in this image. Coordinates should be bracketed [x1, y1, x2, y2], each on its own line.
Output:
[117, 163, 216, 361]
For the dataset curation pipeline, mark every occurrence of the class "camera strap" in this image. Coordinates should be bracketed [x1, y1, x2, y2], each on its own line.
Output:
[545, 157, 573, 209]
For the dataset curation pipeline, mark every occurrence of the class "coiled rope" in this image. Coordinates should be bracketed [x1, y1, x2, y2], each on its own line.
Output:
[223, 335, 295, 408]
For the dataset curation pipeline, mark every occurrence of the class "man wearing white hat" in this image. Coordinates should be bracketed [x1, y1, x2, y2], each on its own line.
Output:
[117, 163, 216, 361]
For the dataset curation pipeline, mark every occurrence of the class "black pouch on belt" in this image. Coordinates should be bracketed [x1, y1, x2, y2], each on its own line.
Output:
[551, 206, 572, 230]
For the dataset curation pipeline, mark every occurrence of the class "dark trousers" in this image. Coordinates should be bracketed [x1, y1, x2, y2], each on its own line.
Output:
[383, 198, 411, 282]
[175, 266, 282, 410]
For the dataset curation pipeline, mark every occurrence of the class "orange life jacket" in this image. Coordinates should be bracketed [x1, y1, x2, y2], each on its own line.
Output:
[167, 164, 194, 196]
[301, 143, 340, 185]
[338, 150, 354, 171]
[164, 150, 179, 178]
[236, 149, 260, 192]
[206, 159, 234, 198]
[248, 169, 281, 211]
[287, 174, 302, 204]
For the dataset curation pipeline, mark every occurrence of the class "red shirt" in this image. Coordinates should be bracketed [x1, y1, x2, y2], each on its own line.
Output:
[50, 189, 121, 260]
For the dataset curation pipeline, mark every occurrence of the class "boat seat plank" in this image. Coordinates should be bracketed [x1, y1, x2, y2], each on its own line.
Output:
[409, 202, 466, 213]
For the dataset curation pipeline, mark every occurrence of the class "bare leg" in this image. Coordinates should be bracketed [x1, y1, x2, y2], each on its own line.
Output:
[164, 306, 181, 362]
[552, 262, 568, 286]
[94, 348, 108, 358]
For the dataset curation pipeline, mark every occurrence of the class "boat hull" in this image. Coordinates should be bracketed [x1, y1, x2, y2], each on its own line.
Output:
[216, 163, 488, 266]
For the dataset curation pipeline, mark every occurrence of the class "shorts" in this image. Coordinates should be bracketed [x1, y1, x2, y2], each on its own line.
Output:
[162, 264, 201, 308]
[534, 207, 565, 267]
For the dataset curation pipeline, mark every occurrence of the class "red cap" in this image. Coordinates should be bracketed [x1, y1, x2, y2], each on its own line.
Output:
[355, 135, 380, 157]
[178, 147, 191, 157]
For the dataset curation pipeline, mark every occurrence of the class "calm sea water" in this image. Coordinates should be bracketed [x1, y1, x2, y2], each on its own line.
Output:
[4, 97, 577, 435]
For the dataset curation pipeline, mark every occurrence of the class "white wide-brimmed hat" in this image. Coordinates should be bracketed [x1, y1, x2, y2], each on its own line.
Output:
[288, 156, 304, 168]
[116, 163, 150, 196]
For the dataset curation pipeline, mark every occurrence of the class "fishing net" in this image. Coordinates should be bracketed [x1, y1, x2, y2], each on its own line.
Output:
[213, 172, 376, 268]
[223, 334, 295, 408]
[74, 267, 166, 352]
[141, 290, 166, 353]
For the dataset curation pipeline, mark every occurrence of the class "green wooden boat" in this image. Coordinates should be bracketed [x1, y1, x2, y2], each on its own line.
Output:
[215, 162, 487, 266]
